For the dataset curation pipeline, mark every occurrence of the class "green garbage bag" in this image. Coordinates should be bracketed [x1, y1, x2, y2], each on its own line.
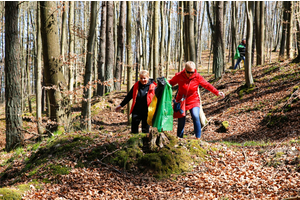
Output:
[152, 77, 173, 132]
[234, 47, 240, 59]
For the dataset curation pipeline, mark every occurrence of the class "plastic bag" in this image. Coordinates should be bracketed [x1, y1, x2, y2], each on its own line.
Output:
[152, 77, 173, 132]
[147, 95, 158, 126]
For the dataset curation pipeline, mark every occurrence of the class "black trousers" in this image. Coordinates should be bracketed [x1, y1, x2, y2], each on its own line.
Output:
[131, 113, 149, 133]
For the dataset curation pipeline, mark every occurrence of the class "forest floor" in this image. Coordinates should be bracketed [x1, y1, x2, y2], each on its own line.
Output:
[1, 56, 300, 199]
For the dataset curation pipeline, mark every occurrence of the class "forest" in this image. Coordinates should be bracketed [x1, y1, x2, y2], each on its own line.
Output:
[0, 1, 300, 199]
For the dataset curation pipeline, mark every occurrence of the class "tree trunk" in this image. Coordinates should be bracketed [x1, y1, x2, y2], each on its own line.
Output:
[116, 1, 126, 91]
[81, 1, 97, 131]
[159, 1, 165, 77]
[179, 1, 184, 72]
[199, 3, 205, 67]
[114, 1, 118, 80]
[184, 2, 190, 61]
[166, 2, 172, 80]
[213, 1, 224, 79]
[26, 12, 32, 113]
[231, 1, 237, 68]
[279, 1, 289, 61]
[126, 1, 133, 122]
[286, 1, 293, 59]
[5, 1, 23, 151]
[245, 1, 254, 87]
[188, 1, 196, 62]
[153, 1, 159, 80]
[255, 1, 265, 65]
[68, 1, 75, 103]
[148, 2, 153, 76]
[105, 1, 114, 93]
[36, 2, 44, 135]
[40, 1, 71, 133]
[97, 2, 106, 96]
[292, 8, 300, 63]
[60, 1, 67, 66]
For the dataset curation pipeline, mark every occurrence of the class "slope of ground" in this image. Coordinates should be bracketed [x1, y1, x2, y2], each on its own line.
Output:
[0, 60, 300, 199]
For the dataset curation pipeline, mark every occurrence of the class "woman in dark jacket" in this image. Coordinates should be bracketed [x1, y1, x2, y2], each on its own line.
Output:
[115, 70, 157, 133]
[169, 61, 225, 139]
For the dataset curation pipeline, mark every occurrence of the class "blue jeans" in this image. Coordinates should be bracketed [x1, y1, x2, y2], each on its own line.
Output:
[234, 56, 245, 69]
[177, 107, 201, 138]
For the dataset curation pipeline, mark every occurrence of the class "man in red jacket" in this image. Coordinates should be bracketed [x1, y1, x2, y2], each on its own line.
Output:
[115, 70, 157, 133]
[169, 61, 225, 139]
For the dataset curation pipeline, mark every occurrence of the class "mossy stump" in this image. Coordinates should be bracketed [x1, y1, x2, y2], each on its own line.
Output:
[149, 127, 170, 151]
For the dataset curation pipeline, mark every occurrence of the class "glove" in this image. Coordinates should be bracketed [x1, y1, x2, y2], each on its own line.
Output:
[115, 105, 122, 112]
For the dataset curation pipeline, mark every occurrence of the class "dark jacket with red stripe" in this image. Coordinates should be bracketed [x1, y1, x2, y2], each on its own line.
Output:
[120, 79, 157, 115]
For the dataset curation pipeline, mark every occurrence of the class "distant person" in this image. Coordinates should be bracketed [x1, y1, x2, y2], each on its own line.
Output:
[169, 61, 225, 139]
[115, 70, 157, 133]
[234, 39, 246, 70]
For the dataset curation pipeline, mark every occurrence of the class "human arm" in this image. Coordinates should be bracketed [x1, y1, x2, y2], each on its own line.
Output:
[115, 86, 134, 111]
[198, 74, 225, 98]
[168, 73, 179, 86]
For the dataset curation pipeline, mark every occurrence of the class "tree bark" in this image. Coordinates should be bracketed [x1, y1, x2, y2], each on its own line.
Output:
[188, 1, 196, 62]
[36, 2, 44, 135]
[245, 1, 254, 87]
[97, 2, 106, 96]
[60, 1, 67, 65]
[166, 2, 172, 80]
[279, 1, 289, 61]
[292, 7, 300, 63]
[153, 1, 159, 80]
[116, 1, 126, 91]
[255, 2, 265, 65]
[286, 1, 293, 58]
[213, 1, 224, 79]
[159, 1, 165, 77]
[105, 1, 114, 93]
[40, 1, 71, 133]
[5, 1, 23, 151]
[126, 1, 133, 122]
[179, 1, 184, 72]
[231, 1, 237, 68]
[68, 1, 75, 103]
[81, 1, 97, 131]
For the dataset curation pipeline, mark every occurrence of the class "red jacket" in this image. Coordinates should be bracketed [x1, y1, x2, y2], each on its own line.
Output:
[130, 81, 157, 114]
[169, 69, 219, 110]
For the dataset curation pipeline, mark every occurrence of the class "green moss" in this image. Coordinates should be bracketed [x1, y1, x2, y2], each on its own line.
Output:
[28, 166, 38, 177]
[138, 145, 193, 179]
[222, 121, 229, 129]
[275, 151, 284, 158]
[293, 85, 299, 92]
[238, 84, 256, 99]
[0, 188, 22, 200]
[187, 140, 207, 159]
[47, 164, 70, 176]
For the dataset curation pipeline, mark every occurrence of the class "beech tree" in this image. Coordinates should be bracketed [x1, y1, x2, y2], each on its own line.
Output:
[5, 1, 23, 151]
[153, 1, 159, 80]
[245, 1, 254, 87]
[81, 1, 97, 131]
[213, 1, 224, 79]
[126, 1, 133, 121]
[105, 1, 114, 93]
[40, 1, 71, 132]
[97, 2, 106, 96]
[36, 2, 44, 135]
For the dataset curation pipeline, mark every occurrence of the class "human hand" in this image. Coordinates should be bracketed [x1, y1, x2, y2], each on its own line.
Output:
[218, 92, 225, 98]
[115, 105, 122, 112]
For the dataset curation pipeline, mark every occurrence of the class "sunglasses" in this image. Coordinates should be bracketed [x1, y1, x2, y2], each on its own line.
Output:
[186, 70, 194, 74]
